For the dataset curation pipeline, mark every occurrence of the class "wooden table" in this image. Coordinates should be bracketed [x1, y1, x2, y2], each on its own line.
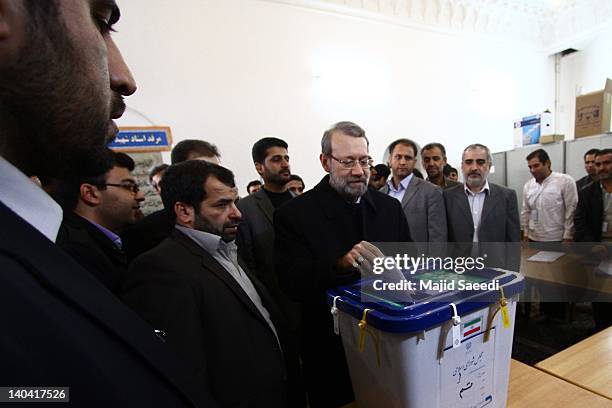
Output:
[508, 359, 611, 407]
[535, 326, 612, 400]
[341, 359, 612, 408]
[520, 246, 612, 298]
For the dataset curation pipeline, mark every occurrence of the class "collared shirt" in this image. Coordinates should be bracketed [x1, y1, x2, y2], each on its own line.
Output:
[464, 181, 490, 242]
[175, 225, 280, 346]
[386, 173, 414, 203]
[0, 156, 62, 242]
[84, 216, 123, 249]
[521, 172, 578, 241]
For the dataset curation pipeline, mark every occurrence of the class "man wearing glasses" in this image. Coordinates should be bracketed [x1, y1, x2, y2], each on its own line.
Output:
[274, 121, 411, 408]
[53, 150, 144, 296]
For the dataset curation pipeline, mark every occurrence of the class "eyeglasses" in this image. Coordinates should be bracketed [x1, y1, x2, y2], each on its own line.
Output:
[329, 155, 373, 169]
[94, 183, 140, 194]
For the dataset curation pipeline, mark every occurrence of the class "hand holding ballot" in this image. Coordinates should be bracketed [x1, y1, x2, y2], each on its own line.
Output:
[338, 240, 383, 277]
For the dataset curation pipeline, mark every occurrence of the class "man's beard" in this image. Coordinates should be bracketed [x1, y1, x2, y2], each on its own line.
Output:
[329, 171, 368, 202]
[466, 172, 488, 188]
[265, 168, 291, 187]
[194, 214, 239, 242]
[0, 5, 112, 178]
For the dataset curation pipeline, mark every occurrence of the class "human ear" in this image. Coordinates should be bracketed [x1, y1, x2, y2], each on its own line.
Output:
[80, 184, 102, 206]
[320, 153, 331, 173]
[254, 162, 264, 177]
[174, 202, 195, 227]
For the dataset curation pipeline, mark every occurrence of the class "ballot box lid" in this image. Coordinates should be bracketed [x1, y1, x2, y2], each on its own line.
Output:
[327, 267, 524, 333]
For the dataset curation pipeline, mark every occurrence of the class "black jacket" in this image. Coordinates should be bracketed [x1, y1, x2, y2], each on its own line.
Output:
[274, 175, 411, 407]
[236, 188, 301, 331]
[0, 202, 215, 407]
[56, 211, 127, 296]
[575, 181, 604, 242]
[122, 229, 301, 408]
[121, 208, 174, 262]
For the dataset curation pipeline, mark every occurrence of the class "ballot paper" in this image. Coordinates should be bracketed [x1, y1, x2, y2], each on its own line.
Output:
[527, 251, 565, 263]
[595, 260, 612, 276]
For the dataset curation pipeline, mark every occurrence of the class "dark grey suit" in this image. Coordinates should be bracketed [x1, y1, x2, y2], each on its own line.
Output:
[443, 182, 520, 242]
[236, 189, 300, 330]
[381, 176, 447, 242]
[443, 182, 520, 271]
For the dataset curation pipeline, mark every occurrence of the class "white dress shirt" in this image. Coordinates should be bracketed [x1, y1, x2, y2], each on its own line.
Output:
[464, 181, 490, 242]
[0, 156, 62, 242]
[386, 173, 414, 203]
[521, 172, 578, 241]
[175, 225, 280, 346]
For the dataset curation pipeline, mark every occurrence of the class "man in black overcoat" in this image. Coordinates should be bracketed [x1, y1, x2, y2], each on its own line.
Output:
[275, 121, 412, 408]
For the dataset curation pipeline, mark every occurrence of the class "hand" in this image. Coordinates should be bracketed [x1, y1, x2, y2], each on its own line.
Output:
[337, 241, 384, 277]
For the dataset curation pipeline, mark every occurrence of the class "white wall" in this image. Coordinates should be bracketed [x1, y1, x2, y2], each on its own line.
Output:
[115, 0, 553, 192]
[557, 22, 612, 140]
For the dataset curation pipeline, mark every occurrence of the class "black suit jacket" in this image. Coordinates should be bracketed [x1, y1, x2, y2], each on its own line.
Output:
[274, 175, 411, 407]
[443, 183, 520, 271]
[576, 175, 595, 192]
[56, 211, 127, 296]
[0, 202, 214, 407]
[575, 181, 604, 242]
[121, 209, 174, 262]
[443, 183, 520, 242]
[236, 188, 301, 331]
[122, 229, 296, 408]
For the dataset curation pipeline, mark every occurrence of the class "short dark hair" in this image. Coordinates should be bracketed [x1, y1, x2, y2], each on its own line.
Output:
[443, 165, 458, 177]
[52, 150, 131, 211]
[421, 143, 447, 157]
[149, 163, 169, 183]
[372, 164, 390, 179]
[160, 160, 235, 217]
[171, 139, 220, 164]
[246, 180, 262, 193]
[595, 148, 612, 157]
[252, 137, 288, 163]
[288, 174, 304, 185]
[584, 148, 600, 159]
[462, 144, 492, 163]
[526, 148, 550, 164]
[113, 152, 135, 172]
[388, 138, 418, 158]
[321, 121, 368, 156]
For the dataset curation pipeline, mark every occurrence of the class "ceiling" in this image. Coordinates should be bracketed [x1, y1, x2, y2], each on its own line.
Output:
[260, 0, 612, 52]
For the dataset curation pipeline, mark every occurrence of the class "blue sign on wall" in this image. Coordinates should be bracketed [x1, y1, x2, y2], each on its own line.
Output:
[108, 127, 172, 152]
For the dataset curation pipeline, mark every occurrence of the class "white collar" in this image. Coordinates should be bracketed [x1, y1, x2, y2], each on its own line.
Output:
[388, 173, 413, 192]
[464, 180, 490, 196]
[175, 224, 236, 254]
[0, 156, 62, 242]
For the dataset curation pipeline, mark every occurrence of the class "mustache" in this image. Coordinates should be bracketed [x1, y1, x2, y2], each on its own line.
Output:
[347, 176, 368, 183]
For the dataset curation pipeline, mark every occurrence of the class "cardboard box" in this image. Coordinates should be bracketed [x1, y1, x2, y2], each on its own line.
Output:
[575, 79, 612, 138]
[540, 134, 564, 144]
[513, 111, 553, 147]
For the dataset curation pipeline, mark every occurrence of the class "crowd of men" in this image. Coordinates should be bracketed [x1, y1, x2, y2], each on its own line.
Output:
[0, 2, 610, 408]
